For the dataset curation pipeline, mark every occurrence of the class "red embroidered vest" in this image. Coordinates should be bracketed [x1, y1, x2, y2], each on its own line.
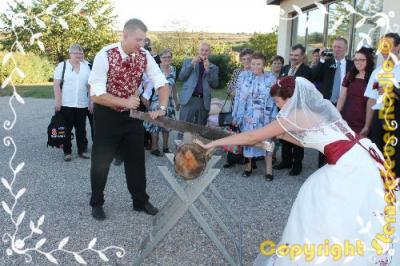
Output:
[106, 47, 147, 110]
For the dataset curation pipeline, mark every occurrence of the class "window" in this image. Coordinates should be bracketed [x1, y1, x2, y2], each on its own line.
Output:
[291, 7, 325, 63]
[327, 0, 353, 46]
[352, 0, 384, 53]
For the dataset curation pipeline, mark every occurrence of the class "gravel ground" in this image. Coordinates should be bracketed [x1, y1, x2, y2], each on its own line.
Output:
[0, 97, 319, 266]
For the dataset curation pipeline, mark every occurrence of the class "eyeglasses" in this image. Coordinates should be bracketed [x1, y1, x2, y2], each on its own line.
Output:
[353, 58, 367, 62]
[71, 52, 84, 55]
[161, 56, 172, 59]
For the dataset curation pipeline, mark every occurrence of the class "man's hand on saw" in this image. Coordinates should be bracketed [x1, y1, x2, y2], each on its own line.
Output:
[149, 109, 166, 119]
[125, 95, 140, 109]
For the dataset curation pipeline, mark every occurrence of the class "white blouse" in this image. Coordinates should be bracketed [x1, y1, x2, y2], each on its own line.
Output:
[54, 61, 91, 108]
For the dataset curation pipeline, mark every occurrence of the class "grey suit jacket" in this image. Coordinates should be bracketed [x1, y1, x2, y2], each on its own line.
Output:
[178, 59, 219, 111]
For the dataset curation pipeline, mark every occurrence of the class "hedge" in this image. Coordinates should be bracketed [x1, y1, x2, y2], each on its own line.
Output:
[0, 52, 54, 85]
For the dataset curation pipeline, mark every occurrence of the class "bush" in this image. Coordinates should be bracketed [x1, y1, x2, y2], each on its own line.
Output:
[209, 54, 238, 88]
[0, 52, 54, 84]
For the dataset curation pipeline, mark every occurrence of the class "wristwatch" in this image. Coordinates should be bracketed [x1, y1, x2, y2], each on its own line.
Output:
[159, 105, 167, 112]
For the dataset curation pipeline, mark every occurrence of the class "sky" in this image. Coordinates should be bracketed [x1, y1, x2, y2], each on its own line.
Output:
[112, 0, 280, 33]
[0, 0, 280, 33]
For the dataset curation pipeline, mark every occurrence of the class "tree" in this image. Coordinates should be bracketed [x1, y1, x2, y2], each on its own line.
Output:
[247, 30, 278, 63]
[0, 0, 118, 63]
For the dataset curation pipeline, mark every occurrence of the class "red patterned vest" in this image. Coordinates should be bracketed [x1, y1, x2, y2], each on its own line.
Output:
[106, 47, 147, 110]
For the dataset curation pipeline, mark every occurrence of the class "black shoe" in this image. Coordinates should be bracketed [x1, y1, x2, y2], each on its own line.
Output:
[265, 174, 274, 181]
[273, 162, 291, 170]
[163, 148, 171, 153]
[242, 169, 252, 177]
[78, 152, 90, 159]
[113, 158, 123, 166]
[150, 149, 162, 157]
[133, 202, 159, 216]
[92, 206, 106, 220]
[289, 165, 302, 176]
[223, 163, 234, 168]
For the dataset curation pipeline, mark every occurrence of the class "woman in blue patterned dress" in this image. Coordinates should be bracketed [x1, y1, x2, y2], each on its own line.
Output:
[143, 49, 178, 156]
[232, 52, 278, 180]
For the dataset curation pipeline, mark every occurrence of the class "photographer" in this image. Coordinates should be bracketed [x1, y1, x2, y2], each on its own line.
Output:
[311, 37, 353, 167]
[312, 37, 353, 103]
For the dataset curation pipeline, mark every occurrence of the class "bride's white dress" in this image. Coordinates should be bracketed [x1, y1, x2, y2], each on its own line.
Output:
[254, 124, 399, 266]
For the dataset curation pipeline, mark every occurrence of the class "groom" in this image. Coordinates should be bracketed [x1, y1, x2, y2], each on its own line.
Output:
[88, 18, 169, 220]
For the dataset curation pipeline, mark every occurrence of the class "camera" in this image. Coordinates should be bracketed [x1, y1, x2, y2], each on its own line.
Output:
[321, 50, 334, 57]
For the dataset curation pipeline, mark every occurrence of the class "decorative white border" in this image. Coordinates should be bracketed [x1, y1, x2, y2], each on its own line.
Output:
[1, 1, 125, 264]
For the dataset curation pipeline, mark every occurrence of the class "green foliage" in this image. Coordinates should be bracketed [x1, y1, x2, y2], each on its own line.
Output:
[0, 52, 54, 84]
[209, 54, 238, 87]
[248, 31, 278, 63]
[0, 0, 118, 63]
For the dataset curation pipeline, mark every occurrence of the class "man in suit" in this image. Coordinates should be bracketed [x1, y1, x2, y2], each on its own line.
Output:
[312, 37, 353, 167]
[274, 44, 312, 176]
[178, 42, 219, 138]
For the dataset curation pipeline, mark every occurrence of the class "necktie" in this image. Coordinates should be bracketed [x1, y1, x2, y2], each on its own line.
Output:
[330, 61, 341, 104]
[288, 65, 296, 76]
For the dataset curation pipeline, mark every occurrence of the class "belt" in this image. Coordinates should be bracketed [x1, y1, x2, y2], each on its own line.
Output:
[192, 93, 203, 98]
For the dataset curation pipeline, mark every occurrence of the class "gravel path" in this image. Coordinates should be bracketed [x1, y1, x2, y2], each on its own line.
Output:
[0, 97, 319, 266]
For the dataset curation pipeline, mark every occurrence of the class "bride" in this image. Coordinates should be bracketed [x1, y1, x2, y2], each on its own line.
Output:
[194, 76, 399, 265]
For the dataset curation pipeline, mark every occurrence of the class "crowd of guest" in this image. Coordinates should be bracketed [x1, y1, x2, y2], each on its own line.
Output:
[52, 28, 400, 186]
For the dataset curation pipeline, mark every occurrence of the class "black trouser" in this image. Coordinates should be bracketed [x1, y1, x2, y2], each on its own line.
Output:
[60, 106, 87, 155]
[280, 140, 304, 167]
[90, 104, 149, 207]
[370, 107, 400, 178]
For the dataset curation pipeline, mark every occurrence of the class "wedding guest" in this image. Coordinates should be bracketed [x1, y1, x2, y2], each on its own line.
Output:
[226, 48, 253, 97]
[312, 37, 353, 167]
[364, 32, 400, 180]
[178, 42, 219, 139]
[336, 47, 375, 135]
[274, 44, 311, 176]
[53, 44, 91, 161]
[143, 49, 178, 155]
[232, 52, 278, 181]
[223, 48, 253, 168]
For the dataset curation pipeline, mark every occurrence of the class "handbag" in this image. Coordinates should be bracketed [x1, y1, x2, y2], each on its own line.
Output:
[218, 94, 233, 127]
[222, 126, 243, 155]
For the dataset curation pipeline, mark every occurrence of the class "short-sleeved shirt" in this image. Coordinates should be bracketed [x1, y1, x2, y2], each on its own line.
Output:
[54, 61, 91, 108]
[364, 64, 400, 100]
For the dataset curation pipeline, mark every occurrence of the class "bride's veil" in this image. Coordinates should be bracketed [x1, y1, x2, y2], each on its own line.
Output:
[276, 77, 351, 144]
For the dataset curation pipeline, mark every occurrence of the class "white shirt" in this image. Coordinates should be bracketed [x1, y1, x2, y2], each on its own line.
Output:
[336, 58, 347, 88]
[364, 64, 400, 100]
[54, 61, 90, 108]
[88, 42, 167, 96]
[141, 74, 155, 100]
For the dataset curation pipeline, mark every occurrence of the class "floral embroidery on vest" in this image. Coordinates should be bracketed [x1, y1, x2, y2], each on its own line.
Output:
[106, 47, 147, 110]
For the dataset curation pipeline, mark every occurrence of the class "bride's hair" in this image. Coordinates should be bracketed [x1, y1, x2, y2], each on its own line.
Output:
[270, 76, 296, 99]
